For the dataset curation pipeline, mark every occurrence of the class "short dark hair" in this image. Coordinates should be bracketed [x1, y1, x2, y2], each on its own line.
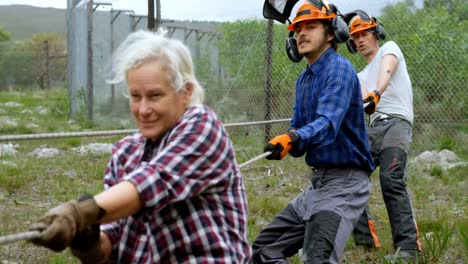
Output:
[321, 20, 338, 50]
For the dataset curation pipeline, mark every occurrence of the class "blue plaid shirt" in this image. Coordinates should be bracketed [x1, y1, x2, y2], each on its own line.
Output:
[290, 48, 375, 171]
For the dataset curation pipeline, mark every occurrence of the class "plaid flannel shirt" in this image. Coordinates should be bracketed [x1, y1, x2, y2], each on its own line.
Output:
[101, 105, 251, 263]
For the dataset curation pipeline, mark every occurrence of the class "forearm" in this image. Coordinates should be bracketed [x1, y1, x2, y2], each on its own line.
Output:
[360, 82, 369, 99]
[94, 181, 143, 223]
[376, 69, 391, 95]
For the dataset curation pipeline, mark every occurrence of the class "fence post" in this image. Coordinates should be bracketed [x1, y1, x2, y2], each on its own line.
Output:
[155, 0, 161, 31]
[87, 0, 94, 122]
[263, 19, 274, 143]
[147, 0, 155, 31]
[43, 40, 50, 89]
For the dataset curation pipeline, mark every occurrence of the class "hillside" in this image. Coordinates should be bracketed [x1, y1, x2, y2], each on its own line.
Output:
[0, 5, 66, 40]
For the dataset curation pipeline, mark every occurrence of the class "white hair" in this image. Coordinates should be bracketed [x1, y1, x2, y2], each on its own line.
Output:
[108, 29, 204, 106]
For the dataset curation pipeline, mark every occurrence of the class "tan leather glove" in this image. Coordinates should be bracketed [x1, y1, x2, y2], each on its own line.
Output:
[70, 224, 106, 264]
[264, 131, 299, 160]
[29, 195, 106, 252]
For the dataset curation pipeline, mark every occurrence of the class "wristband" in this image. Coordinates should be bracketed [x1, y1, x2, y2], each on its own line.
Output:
[287, 131, 299, 143]
[373, 89, 381, 98]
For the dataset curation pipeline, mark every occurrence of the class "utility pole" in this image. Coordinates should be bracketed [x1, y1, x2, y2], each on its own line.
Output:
[147, 0, 155, 31]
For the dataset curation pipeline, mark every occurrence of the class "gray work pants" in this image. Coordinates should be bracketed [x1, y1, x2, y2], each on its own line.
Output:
[252, 168, 370, 264]
[353, 117, 421, 252]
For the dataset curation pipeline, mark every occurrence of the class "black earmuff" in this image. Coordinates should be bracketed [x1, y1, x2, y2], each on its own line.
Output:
[285, 31, 303, 63]
[372, 17, 386, 40]
[328, 3, 349, 44]
[331, 15, 349, 43]
[346, 38, 358, 54]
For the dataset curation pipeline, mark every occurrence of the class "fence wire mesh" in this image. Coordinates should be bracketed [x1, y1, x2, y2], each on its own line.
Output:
[1, 0, 466, 155]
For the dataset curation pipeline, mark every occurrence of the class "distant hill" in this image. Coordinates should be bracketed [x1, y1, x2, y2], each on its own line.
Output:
[0, 5, 66, 41]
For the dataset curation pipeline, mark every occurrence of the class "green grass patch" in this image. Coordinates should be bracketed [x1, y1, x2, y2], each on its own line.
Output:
[430, 165, 443, 177]
[0, 89, 467, 263]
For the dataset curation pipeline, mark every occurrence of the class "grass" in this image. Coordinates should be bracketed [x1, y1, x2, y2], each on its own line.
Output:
[1, 89, 467, 263]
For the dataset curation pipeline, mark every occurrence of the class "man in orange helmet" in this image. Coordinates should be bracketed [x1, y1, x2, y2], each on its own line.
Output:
[345, 10, 422, 262]
[252, 1, 375, 263]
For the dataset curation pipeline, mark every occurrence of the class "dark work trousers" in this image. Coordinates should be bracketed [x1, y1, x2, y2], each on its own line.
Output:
[352, 117, 422, 252]
[252, 168, 370, 264]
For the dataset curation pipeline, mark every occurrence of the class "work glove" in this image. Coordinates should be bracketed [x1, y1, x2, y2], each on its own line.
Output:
[264, 131, 299, 160]
[29, 194, 106, 252]
[70, 224, 106, 264]
[363, 90, 381, 114]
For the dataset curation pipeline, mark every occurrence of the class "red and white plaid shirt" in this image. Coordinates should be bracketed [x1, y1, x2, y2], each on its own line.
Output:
[101, 105, 251, 263]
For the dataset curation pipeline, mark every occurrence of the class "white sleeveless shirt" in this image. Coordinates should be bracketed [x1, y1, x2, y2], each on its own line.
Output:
[358, 41, 414, 124]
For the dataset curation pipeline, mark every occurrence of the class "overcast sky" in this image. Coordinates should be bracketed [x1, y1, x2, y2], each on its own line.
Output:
[0, 0, 420, 22]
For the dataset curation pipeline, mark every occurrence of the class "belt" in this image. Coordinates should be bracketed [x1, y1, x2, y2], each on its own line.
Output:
[372, 114, 411, 128]
[375, 114, 391, 121]
[311, 167, 370, 179]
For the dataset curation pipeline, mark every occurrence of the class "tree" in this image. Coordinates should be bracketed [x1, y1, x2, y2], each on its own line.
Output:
[0, 32, 66, 90]
[0, 25, 11, 89]
[0, 26, 10, 42]
[25, 33, 67, 89]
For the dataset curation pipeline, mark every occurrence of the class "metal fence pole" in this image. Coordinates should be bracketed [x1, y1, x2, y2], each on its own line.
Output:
[87, 0, 94, 122]
[263, 19, 274, 143]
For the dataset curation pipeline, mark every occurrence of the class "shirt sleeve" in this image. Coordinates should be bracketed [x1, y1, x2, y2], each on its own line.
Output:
[381, 41, 402, 62]
[100, 219, 124, 251]
[123, 107, 235, 212]
[102, 133, 143, 190]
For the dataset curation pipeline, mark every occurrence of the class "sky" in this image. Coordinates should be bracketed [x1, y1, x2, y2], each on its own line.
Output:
[0, 0, 420, 22]
[0, 0, 265, 21]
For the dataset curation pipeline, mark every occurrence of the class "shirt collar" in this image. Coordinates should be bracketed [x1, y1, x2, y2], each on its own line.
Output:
[306, 48, 335, 75]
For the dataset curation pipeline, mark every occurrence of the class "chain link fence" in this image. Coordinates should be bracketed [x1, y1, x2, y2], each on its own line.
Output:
[1, 0, 466, 156]
[201, 0, 466, 155]
[210, 0, 466, 156]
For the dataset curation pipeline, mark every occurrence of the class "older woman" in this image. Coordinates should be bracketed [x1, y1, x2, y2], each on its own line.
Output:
[29, 30, 251, 263]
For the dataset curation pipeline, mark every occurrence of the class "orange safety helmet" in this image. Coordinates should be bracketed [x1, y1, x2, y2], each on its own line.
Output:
[348, 14, 378, 36]
[287, 0, 336, 31]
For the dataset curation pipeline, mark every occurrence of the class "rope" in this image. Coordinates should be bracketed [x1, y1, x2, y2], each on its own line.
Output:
[0, 104, 376, 244]
[0, 119, 292, 142]
[0, 151, 273, 246]
[238, 151, 271, 169]
[0, 231, 41, 246]
[0, 129, 138, 142]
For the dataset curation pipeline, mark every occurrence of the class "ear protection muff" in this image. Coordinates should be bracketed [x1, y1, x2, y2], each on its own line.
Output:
[331, 15, 349, 43]
[327, 3, 349, 44]
[372, 17, 386, 40]
[346, 38, 358, 54]
[285, 31, 303, 63]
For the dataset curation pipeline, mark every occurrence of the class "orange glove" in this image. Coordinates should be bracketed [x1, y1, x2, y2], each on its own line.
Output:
[264, 131, 299, 160]
[363, 90, 381, 114]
